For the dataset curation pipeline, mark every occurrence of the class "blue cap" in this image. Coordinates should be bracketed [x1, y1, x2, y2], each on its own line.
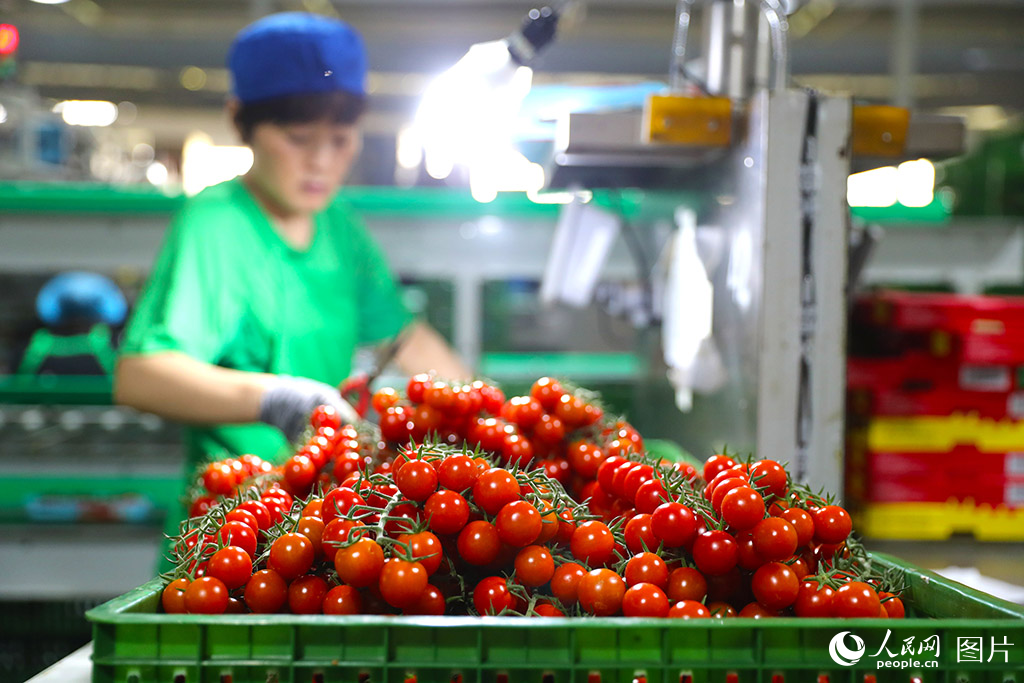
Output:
[228, 12, 367, 104]
[36, 271, 128, 327]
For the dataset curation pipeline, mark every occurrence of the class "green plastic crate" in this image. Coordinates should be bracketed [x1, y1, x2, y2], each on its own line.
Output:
[86, 553, 1023, 683]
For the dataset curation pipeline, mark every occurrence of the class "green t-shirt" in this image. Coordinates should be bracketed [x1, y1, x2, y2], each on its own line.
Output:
[121, 177, 411, 466]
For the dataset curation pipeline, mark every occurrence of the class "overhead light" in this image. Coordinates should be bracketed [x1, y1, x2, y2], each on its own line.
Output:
[52, 100, 118, 127]
[30, 0, 71, 4]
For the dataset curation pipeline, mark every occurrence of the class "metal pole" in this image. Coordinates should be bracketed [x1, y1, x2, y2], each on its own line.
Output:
[891, 0, 919, 109]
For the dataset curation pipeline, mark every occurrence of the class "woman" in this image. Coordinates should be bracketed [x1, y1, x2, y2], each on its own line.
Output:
[114, 13, 469, 560]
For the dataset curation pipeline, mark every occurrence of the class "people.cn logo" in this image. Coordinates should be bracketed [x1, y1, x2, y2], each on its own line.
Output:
[829, 631, 867, 666]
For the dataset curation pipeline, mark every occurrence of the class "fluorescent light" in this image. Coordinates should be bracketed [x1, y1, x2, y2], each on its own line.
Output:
[0, 104, 7, 125]
[146, 161, 169, 186]
[181, 132, 253, 196]
[896, 159, 935, 208]
[30, 0, 71, 4]
[847, 166, 898, 208]
[52, 100, 118, 127]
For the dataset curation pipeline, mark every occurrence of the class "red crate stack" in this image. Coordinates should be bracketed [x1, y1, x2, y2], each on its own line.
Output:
[846, 290, 1024, 515]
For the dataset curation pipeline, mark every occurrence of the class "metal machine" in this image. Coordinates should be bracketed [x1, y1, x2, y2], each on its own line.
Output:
[541, 0, 965, 495]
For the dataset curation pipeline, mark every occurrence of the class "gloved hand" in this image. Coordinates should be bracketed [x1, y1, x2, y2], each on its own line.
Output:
[259, 375, 359, 442]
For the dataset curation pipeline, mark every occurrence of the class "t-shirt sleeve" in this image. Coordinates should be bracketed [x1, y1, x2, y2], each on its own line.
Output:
[120, 204, 241, 363]
[341, 209, 413, 345]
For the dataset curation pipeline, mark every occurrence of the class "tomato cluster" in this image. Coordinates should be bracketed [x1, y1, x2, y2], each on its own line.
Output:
[165, 376, 905, 621]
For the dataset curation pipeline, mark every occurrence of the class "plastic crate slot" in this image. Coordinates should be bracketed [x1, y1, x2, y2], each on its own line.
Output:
[497, 673, 509, 683]
[358, 673, 372, 683]
[127, 674, 139, 683]
[174, 674, 186, 683]
[680, 675, 693, 683]
[726, 674, 739, 683]
[634, 676, 647, 683]
[588, 672, 602, 683]
[817, 676, 830, 683]
[542, 673, 556, 683]
[771, 675, 784, 683]
[220, 675, 232, 683]
[451, 675, 463, 683]
[312, 674, 324, 683]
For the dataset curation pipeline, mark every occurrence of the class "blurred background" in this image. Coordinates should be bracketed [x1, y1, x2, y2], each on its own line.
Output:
[1, 0, 1023, 679]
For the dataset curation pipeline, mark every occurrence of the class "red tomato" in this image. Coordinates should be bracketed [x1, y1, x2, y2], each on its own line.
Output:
[203, 461, 238, 497]
[243, 569, 287, 613]
[184, 576, 229, 614]
[495, 500, 542, 547]
[406, 373, 432, 403]
[321, 487, 366, 526]
[379, 406, 410, 442]
[310, 404, 343, 432]
[206, 546, 253, 590]
[692, 530, 739, 576]
[623, 552, 669, 589]
[621, 582, 670, 618]
[669, 599, 711, 619]
[530, 377, 565, 412]
[218, 521, 258, 560]
[703, 453, 738, 482]
[404, 583, 446, 616]
[472, 468, 520, 515]
[473, 575, 515, 615]
[749, 459, 788, 499]
[738, 602, 780, 618]
[577, 569, 626, 616]
[323, 584, 363, 615]
[395, 460, 439, 502]
[566, 441, 605, 479]
[457, 520, 502, 566]
[295, 516, 325, 558]
[794, 580, 835, 618]
[161, 577, 189, 614]
[288, 575, 329, 615]
[321, 519, 363, 563]
[832, 581, 881, 618]
[751, 562, 799, 610]
[720, 486, 766, 531]
[633, 478, 669, 514]
[532, 413, 566, 445]
[666, 567, 708, 603]
[623, 514, 658, 555]
[371, 387, 400, 415]
[334, 538, 384, 588]
[268, 533, 314, 581]
[878, 591, 906, 619]
[423, 489, 469, 535]
[651, 502, 697, 547]
[437, 454, 480, 491]
[550, 563, 586, 605]
[812, 505, 852, 544]
[396, 531, 443, 575]
[779, 508, 815, 548]
[514, 545, 555, 587]
[752, 517, 799, 562]
[570, 521, 616, 567]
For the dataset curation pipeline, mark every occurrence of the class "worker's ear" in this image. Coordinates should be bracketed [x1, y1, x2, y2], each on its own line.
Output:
[224, 97, 243, 140]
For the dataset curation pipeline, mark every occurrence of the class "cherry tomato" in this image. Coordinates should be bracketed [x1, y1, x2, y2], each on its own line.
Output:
[473, 575, 515, 615]
[514, 545, 555, 587]
[407, 373, 432, 403]
[437, 454, 480, 491]
[633, 479, 669, 514]
[621, 582, 670, 618]
[404, 583, 446, 616]
[707, 601, 737, 618]
[739, 602, 780, 618]
[879, 591, 906, 619]
[752, 517, 799, 562]
[532, 413, 566, 445]
[566, 441, 605, 479]
[184, 576, 229, 614]
[380, 406, 410, 443]
[692, 530, 739, 576]
[651, 502, 697, 548]
[550, 562, 586, 605]
[779, 508, 815, 547]
[533, 603, 566, 617]
[457, 520, 502, 566]
[288, 575, 329, 615]
[321, 519, 363, 563]
[224, 507, 259, 533]
[577, 569, 626, 616]
[749, 459, 788, 499]
[472, 468, 520, 515]
[720, 486, 766, 531]
[207, 546, 253, 590]
[379, 559, 428, 609]
[371, 387, 400, 415]
[268, 533, 314, 581]
[623, 514, 658, 555]
[395, 460, 439, 502]
[244, 569, 287, 613]
[233, 499, 272, 531]
[624, 552, 669, 589]
[666, 567, 708, 603]
[812, 505, 853, 544]
[622, 464, 656, 503]
[296, 516, 325, 558]
[396, 531, 443, 575]
[161, 577, 189, 614]
[321, 487, 365, 526]
[668, 599, 711, 619]
[570, 521, 616, 567]
[423, 489, 469, 535]
[530, 377, 565, 412]
[203, 461, 238, 497]
[496, 500, 542, 547]
[310, 404, 343, 432]
[751, 562, 799, 610]
[703, 453, 738, 482]
[323, 584, 363, 615]
[832, 581, 881, 618]
[794, 580, 835, 618]
[218, 521, 258, 560]
[334, 538, 384, 588]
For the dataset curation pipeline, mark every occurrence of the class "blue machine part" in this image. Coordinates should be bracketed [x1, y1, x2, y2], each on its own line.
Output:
[36, 271, 128, 327]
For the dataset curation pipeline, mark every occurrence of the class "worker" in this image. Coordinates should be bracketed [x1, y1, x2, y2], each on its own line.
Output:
[113, 12, 471, 568]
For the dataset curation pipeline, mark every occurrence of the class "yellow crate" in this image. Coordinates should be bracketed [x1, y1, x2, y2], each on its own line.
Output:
[866, 414, 1024, 452]
[855, 500, 1024, 541]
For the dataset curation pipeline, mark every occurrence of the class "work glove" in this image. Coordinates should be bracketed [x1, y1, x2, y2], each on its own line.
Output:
[259, 375, 359, 442]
